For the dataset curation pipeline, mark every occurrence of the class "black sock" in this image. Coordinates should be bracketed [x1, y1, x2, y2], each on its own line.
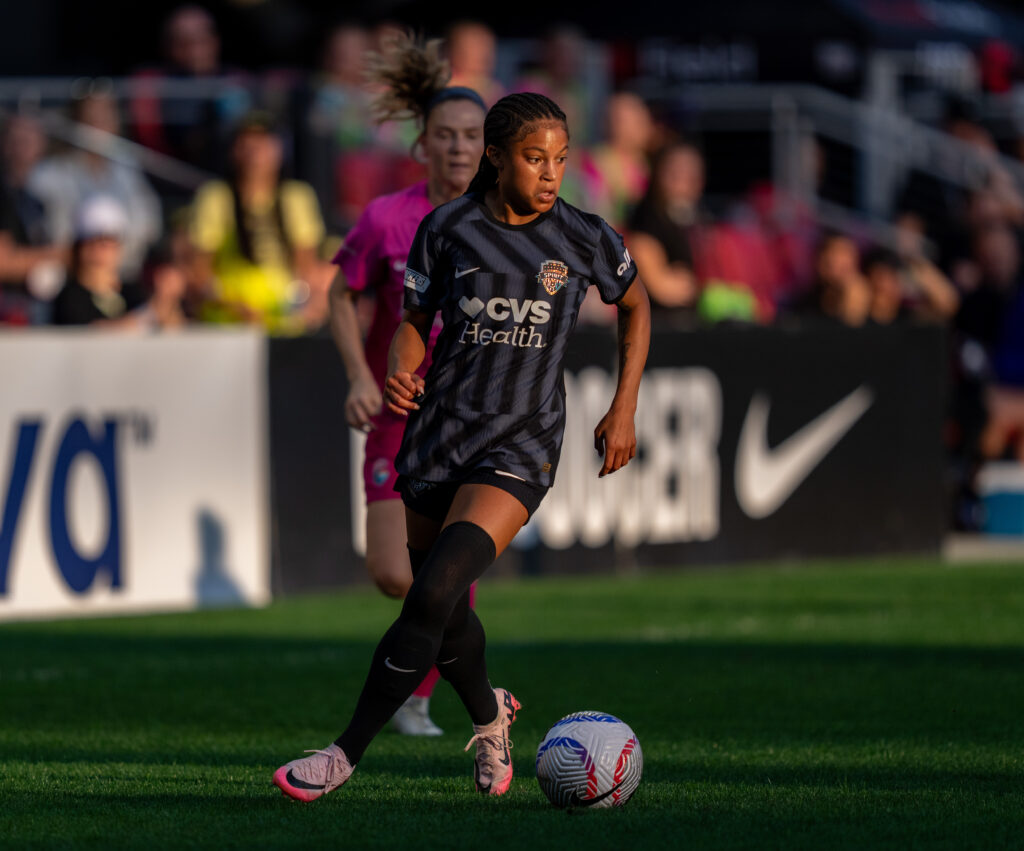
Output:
[437, 605, 497, 725]
[407, 545, 429, 577]
[410, 543, 495, 723]
[335, 522, 496, 763]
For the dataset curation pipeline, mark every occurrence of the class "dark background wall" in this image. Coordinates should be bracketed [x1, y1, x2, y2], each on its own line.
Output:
[268, 323, 948, 594]
[10, 0, 1024, 76]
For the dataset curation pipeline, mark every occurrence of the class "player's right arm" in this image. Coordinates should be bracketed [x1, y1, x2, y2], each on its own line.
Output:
[328, 268, 381, 431]
[387, 215, 445, 417]
[384, 309, 433, 417]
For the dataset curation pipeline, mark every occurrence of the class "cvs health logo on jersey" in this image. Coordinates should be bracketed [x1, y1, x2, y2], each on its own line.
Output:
[458, 296, 552, 349]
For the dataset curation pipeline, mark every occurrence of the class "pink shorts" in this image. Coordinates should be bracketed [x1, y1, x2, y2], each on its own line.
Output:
[363, 411, 406, 504]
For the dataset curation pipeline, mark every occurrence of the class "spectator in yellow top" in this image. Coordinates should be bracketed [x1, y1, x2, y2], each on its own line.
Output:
[190, 111, 330, 334]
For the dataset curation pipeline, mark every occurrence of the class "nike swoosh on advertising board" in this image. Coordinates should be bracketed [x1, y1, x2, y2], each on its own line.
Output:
[735, 385, 874, 519]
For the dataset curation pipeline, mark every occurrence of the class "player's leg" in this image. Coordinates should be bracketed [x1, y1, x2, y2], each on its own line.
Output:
[324, 496, 499, 768]
[434, 484, 527, 795]
[387, 506, 445, 736]
[365, 499, 412, 598]
[273, 481, 530, 801]
[364, 429, 445, 734]
[331, 485, 523, 762]
[430, 485, 526, 721]
[363, 425, 413, 599]
[273, 500, 456, 802]
[407, 516, 479, 703]
[405, 507, 445, 705]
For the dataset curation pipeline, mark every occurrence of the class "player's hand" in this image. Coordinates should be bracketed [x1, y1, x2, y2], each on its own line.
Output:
[594, 406, 637, 478]
[384, 370, 425, 417]
[345, 376, 383, 433]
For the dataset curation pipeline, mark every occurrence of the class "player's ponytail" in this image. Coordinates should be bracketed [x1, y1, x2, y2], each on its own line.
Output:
[465, 92, 568, 197]
[367, 32, 450, 126]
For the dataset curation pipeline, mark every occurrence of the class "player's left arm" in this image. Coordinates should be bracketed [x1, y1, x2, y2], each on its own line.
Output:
[594, 278, 651, 477]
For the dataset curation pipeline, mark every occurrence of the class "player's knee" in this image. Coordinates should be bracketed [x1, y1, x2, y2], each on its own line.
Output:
[401, 579, 453, 630]
[367, 558, 412, 599]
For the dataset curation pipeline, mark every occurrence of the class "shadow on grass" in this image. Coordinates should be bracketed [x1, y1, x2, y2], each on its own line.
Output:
[2, 632, 1023, 770]
[3, 782, 1024, 851]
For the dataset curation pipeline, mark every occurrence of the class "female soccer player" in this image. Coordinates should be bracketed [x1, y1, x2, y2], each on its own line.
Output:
[327, 36, 486, 736]
[274, 92, 651, 802]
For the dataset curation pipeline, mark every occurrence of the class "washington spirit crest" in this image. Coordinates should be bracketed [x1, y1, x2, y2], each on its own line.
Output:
[537, 260, 569, 295]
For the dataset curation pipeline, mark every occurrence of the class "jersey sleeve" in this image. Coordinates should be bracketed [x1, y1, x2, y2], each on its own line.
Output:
[590, 219, 637, 304]
[402, 216, 445, 313]
[333, 201, 385, 294]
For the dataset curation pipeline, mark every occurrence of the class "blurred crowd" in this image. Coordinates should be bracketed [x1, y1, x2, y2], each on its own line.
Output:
[3, 6, 1024, 525]
[0, 7, 991, 334]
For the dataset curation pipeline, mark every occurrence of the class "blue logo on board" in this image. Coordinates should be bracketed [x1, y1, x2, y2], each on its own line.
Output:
[1, 416, 123, 596]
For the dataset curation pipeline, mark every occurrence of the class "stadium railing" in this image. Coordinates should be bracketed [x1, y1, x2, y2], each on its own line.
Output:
[4, 75, 1024, 248]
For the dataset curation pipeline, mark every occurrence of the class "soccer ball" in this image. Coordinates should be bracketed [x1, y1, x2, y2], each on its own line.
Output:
[535, 711, 643, 808]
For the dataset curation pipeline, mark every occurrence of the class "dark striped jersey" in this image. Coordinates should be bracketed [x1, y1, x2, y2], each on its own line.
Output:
[395, 193, 637, 487]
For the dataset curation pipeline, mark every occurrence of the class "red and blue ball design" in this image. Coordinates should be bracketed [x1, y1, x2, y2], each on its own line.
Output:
[535, 711, 643, 808]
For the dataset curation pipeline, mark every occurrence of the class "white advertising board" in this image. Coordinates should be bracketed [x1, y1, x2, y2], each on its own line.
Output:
[0, 329, 269, 620]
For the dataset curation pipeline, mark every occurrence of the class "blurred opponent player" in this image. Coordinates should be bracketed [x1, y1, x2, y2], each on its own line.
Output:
[274, 91, 650, 801]
[327, 34, 486, 735]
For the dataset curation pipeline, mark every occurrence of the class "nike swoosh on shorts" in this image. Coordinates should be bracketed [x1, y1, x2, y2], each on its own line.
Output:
[735, 385, 874, 519]
[384, 657, 418, 673]
[494, 470, 526, 481]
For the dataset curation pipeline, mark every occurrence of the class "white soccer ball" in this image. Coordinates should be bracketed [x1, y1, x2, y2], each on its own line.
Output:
[535, 711, 643, 808]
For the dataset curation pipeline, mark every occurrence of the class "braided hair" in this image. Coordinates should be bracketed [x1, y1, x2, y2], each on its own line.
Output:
[465, 93, 568, 196]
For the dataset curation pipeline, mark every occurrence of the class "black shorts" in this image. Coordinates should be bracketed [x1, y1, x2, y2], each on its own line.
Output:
[395, 469, 548, 523]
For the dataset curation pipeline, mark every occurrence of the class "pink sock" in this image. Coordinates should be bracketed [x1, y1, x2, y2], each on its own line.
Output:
[414, 666, 441, 698]
[414, 582, 478, 699]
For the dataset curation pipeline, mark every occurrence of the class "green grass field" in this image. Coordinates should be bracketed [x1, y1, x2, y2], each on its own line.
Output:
[3, 558, 1024, 849]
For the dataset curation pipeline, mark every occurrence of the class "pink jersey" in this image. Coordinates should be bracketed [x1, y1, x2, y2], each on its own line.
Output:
[333, 181, 439, 387]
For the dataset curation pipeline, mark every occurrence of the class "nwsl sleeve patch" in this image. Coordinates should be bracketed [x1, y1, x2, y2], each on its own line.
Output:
[404, 268, 430, 292]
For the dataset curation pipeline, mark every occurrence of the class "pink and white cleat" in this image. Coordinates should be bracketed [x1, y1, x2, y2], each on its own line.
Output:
[273, 743, 354, 802]
[463, 687, 521, 796]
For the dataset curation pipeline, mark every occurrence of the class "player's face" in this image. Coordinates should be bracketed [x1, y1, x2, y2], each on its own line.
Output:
[492, 121, 568, 219]
[423, 99, 485, 193]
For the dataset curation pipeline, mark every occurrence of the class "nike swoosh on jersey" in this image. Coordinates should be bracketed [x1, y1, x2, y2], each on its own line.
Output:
[384, 657, 418, 673]
[735, 385, 874, 519]
[454, 267, 480, 278]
